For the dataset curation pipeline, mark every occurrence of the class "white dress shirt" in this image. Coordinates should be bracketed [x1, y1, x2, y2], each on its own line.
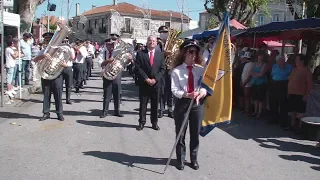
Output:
[148, 48, 155, 58]
[102, 47, 115, 61]
[87, 44, 95, 56]
[171, 63, 207, 99]
[75, 46, 88, 63]
[68, 48, 76, 67]
[202, 48, 212, 64]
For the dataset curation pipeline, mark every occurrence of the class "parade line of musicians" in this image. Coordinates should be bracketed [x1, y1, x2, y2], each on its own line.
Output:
[32, 25, 205, 170]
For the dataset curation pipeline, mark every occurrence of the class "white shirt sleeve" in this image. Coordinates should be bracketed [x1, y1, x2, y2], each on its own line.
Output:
[79, 46, 88, 57]
[171, 69, 185, 99]
[70, 47, 75, 60]
[202, 50, 209, 64]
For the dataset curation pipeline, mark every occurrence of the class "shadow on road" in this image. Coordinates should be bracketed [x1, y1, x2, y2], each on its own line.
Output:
[77, 120, 137, 129]
[82, 151, 174, 174]
[0, 111, 39, 120]
[279, 155, 320, 171]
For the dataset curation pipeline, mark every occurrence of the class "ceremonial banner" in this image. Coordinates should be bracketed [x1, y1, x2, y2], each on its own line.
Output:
[200, 12, 232, 137]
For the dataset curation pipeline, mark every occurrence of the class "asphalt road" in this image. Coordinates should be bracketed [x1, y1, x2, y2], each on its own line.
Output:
[0, 70, 319, 180]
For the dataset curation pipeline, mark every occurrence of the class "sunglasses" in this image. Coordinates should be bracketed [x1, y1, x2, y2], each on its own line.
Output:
[187, 49, 197, 55]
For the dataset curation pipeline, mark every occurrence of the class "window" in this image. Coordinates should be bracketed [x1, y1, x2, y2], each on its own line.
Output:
[124, 18, 131, 32]
[88, 20, 91, 28]
[165, 22, 171, 28]
[144, 20, 150, 30]
[102, 18, 105, 28]
[272, 14, 280, 22]
[83, 24, 85, 29]
[258, 15, 264, 25]
[95, 19, 97, 28]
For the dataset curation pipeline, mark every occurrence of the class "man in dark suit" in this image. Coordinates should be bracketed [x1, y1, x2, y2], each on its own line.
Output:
[135, 35, 165, 131]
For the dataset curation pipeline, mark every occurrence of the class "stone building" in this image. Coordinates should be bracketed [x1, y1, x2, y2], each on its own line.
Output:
[71, 2, 190, 44]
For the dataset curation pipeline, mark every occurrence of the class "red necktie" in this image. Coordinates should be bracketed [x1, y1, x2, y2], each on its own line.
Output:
[149, 51, 154, 66]
[187, 66, 194, 93]
[109, 50, 113, 59]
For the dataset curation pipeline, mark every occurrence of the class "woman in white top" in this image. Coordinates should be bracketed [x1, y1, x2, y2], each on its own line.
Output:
[241, 52, 254, 115]
[5, 40, 19, 98]
[171, 39, 207, 171]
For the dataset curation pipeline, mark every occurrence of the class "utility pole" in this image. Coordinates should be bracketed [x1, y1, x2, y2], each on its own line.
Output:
[181, 0, 184, 32]
[47, 0, 50, 32]
[67, 0, 70, 22]
[299, 1, 306, 53]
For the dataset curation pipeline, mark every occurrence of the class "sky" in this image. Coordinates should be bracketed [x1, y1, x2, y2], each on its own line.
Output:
[36, 0, 206, 21]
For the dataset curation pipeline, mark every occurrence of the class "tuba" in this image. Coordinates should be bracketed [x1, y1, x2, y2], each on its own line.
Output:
[37, 23, 72, 80]
[103, 40, 132, 80]
[163, 29, 184, 69]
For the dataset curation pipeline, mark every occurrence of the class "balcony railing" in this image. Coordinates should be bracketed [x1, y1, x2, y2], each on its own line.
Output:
[121, 27, 134, 34]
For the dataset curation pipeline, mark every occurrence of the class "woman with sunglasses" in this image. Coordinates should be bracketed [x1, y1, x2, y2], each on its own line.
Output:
[171, 39, 207, 170]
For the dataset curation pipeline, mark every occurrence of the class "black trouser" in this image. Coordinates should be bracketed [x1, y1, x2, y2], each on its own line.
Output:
[82, 60, 87, 85]
[139, 86, 159, 125]
[269, 80, 288, 127]
[62, 67, 73, 102]
[73, 63, 84, 90]
[174, 98, 203, 163]
[41, 74, 63, 115]
[22, 60, 30, 85]
[85, 57, 93, 79]
[102, 74, 121, 113]
[159, 70, 173, 113]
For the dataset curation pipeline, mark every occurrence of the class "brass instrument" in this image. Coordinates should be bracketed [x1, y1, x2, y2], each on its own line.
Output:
[163, 29, 184, 69]
[37, 23, 72, 80]
[102, 40, 133, 80]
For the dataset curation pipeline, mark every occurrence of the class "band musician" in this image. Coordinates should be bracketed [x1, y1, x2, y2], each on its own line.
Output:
[158, 25, 174, 118]
[73, 39, 88, 93]
[61, 38, 75, 104]
[33, 32, 74, 121]
[135, 35, 165, 131]
[100, 34, 131, 118]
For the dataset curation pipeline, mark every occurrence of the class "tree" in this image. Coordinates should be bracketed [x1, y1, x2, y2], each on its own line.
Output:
[204, 0, 271, 26]
[206, 17, 219, 30]
[13, 0, 46, 33]
[287, 0, 320, 68]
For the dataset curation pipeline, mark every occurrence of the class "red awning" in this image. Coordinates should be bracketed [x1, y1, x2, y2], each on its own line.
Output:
[263, 40, 295, 47]
[230, 19, 247, 29]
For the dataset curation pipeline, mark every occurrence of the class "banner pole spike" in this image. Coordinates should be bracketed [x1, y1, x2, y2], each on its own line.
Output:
[163, 98, 195, 174]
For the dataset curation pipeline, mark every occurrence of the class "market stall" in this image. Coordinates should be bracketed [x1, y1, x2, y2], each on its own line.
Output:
[0, 11, 22, 106]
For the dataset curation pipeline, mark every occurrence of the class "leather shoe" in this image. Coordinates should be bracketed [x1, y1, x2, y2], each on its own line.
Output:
[136, 123, 145, 131]
[39, 113, 50, 121]
[176, 162, 184, 170]
[151, 124, 160, 131]
[58, 115, 65, 121]
[168, 111, 174, 118]
[158, 111, 164, 118]
[66, 100, 73, 104]
[190, 161, 199, 170]
[114, 112, 124, 117]
[100, 113, 107, 118]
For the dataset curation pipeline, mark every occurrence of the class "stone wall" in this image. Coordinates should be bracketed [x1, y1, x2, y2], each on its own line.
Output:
[72, 14, 189, 43]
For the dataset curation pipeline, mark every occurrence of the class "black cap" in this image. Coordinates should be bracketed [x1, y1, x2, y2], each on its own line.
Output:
[110, 33, 120, 39]
[42, 32, 54, 38]
[23, 32, 32, 38]
[76, 37, 84, 42]
[179, 39, 200, 50]
[104, 38, 114, 44]
[158, 26, 169, 33]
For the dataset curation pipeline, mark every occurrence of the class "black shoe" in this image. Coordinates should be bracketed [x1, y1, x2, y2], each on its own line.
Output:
[136, 123, 145, 131]
[168, 111, 174, 118]
[57, 115, 65, 121]
[114, 112, 124, 117]
[158, 111, 164, 118]
[151, 124, 160, 131]
[176, 162, 184, 170]
[39, 113, 50, 121]
[66, 100, 73, 104]
[80, 86, 84, 89]
[190, 161, 199, 170]
[100, 112, 107, 118]
[75, 89, 80, 93]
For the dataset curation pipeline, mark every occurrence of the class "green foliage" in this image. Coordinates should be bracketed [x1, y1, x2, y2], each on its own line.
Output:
[49, 24, 57, 31]
[206, 17, 219, 30]
[204, 0, 278, 26]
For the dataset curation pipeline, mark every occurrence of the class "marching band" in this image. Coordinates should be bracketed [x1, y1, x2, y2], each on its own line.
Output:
[32, 24, 206, 170]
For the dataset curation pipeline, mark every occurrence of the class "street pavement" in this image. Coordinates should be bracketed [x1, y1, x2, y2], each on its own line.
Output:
[0, 70, 319, 180]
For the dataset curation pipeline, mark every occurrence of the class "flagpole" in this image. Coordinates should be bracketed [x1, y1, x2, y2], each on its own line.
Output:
[162, 3, 233, 173]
